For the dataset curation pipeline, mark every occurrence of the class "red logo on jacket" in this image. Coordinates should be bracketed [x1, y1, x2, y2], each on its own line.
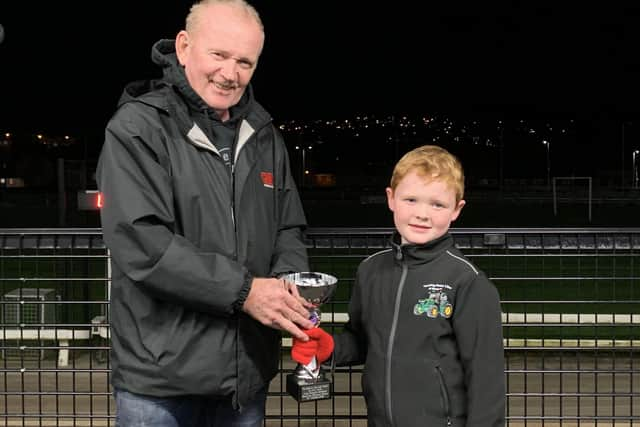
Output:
[260, 172, 274, 188]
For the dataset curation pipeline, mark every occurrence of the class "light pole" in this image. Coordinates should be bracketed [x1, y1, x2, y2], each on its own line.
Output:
[622, 122, 626, 187]
[542, 140, 551, 188]
[294, 144, 312, 187]
[633, 150, 639, 189]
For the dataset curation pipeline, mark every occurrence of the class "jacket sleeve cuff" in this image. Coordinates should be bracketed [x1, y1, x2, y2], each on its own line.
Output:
[233, 272, 254, 312]
[321, 351, 335, 371]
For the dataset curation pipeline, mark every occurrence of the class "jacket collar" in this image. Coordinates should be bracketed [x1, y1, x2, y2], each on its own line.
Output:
[390, 232, 454, 265]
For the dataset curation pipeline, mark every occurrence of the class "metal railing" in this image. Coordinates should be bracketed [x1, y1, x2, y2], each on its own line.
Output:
[0, 228, 638, 426]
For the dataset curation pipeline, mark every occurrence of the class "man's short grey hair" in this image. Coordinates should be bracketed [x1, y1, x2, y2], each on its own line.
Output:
[186, 0, 264, 33]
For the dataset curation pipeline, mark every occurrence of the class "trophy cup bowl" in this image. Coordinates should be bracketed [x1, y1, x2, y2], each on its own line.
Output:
[281, 272, 338, 402]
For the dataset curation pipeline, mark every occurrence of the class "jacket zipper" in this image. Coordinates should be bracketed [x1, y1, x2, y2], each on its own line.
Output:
[436, 366, 452, 426]
[385, 262, 408, 426]
[230, 120, 241, 233]
[228, 117, 272, 409]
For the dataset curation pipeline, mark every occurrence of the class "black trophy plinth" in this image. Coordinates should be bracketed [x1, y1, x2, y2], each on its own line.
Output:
[286, 368, 332, 402]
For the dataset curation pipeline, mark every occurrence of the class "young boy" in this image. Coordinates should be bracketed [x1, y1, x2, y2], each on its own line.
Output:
[292, 145, 505, 426]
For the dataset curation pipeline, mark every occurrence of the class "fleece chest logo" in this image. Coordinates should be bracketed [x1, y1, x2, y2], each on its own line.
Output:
[413, 283, 453, 318]
[260, 172, 274, 188]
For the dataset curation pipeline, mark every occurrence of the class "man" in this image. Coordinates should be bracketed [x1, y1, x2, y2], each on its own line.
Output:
[96, 1, 313, 425]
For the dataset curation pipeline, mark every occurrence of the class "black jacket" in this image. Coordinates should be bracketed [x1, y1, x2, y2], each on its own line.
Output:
[97, 40, 308, 409]
[333, 232, 505, 426]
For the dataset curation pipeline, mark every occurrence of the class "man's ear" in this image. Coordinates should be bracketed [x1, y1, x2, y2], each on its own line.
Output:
[175, 30, 190, 66]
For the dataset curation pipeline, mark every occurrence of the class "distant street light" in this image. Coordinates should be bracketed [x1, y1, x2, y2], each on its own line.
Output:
[542, 140, 551, 187]
[294, 144, 312, 187]
[633, 150, 640, 189]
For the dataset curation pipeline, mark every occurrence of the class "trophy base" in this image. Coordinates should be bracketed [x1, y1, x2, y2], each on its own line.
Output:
[286, 373, 332, 402]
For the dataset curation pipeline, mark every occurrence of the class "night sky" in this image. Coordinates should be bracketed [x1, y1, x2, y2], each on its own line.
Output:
[1, 2, 640, 137]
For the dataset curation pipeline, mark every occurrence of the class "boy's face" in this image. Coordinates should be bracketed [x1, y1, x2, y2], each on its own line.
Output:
[386, 170, 465, 245]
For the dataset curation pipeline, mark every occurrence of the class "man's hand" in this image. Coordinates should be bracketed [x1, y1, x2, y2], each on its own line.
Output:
[242, 277, 314, 340]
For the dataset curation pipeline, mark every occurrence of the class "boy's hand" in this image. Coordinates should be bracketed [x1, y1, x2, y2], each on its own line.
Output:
[291, 335, 318, 365]
[307, 327, 334, 363]
[291, 327, 334, 365]
[305, 327, 335, 363]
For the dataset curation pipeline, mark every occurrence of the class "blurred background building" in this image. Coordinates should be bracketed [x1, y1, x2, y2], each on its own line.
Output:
[2, 114, 638, 228]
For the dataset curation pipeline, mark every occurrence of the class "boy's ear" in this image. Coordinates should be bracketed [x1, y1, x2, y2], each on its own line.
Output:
[386, 187, 395, 211]
[451, 199, 466, 222]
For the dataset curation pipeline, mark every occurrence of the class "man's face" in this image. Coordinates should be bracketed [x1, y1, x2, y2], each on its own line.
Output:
[386, 171, 465, 245]
[176, 4, 264, 120]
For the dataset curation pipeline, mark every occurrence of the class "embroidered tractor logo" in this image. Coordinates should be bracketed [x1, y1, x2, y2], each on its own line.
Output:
[413, 293, 453, 318]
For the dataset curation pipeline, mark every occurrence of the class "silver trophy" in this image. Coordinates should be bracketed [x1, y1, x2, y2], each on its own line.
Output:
[282, 272, 338, 402]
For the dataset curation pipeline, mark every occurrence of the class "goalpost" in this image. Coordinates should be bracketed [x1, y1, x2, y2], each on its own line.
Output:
[552, 176, 592, 222]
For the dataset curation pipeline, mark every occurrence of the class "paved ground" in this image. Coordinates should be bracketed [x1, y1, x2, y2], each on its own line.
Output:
[0, 352, 638, 426]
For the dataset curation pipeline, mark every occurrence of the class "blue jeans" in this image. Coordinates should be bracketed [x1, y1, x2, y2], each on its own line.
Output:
[114, 387, 267, 427]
